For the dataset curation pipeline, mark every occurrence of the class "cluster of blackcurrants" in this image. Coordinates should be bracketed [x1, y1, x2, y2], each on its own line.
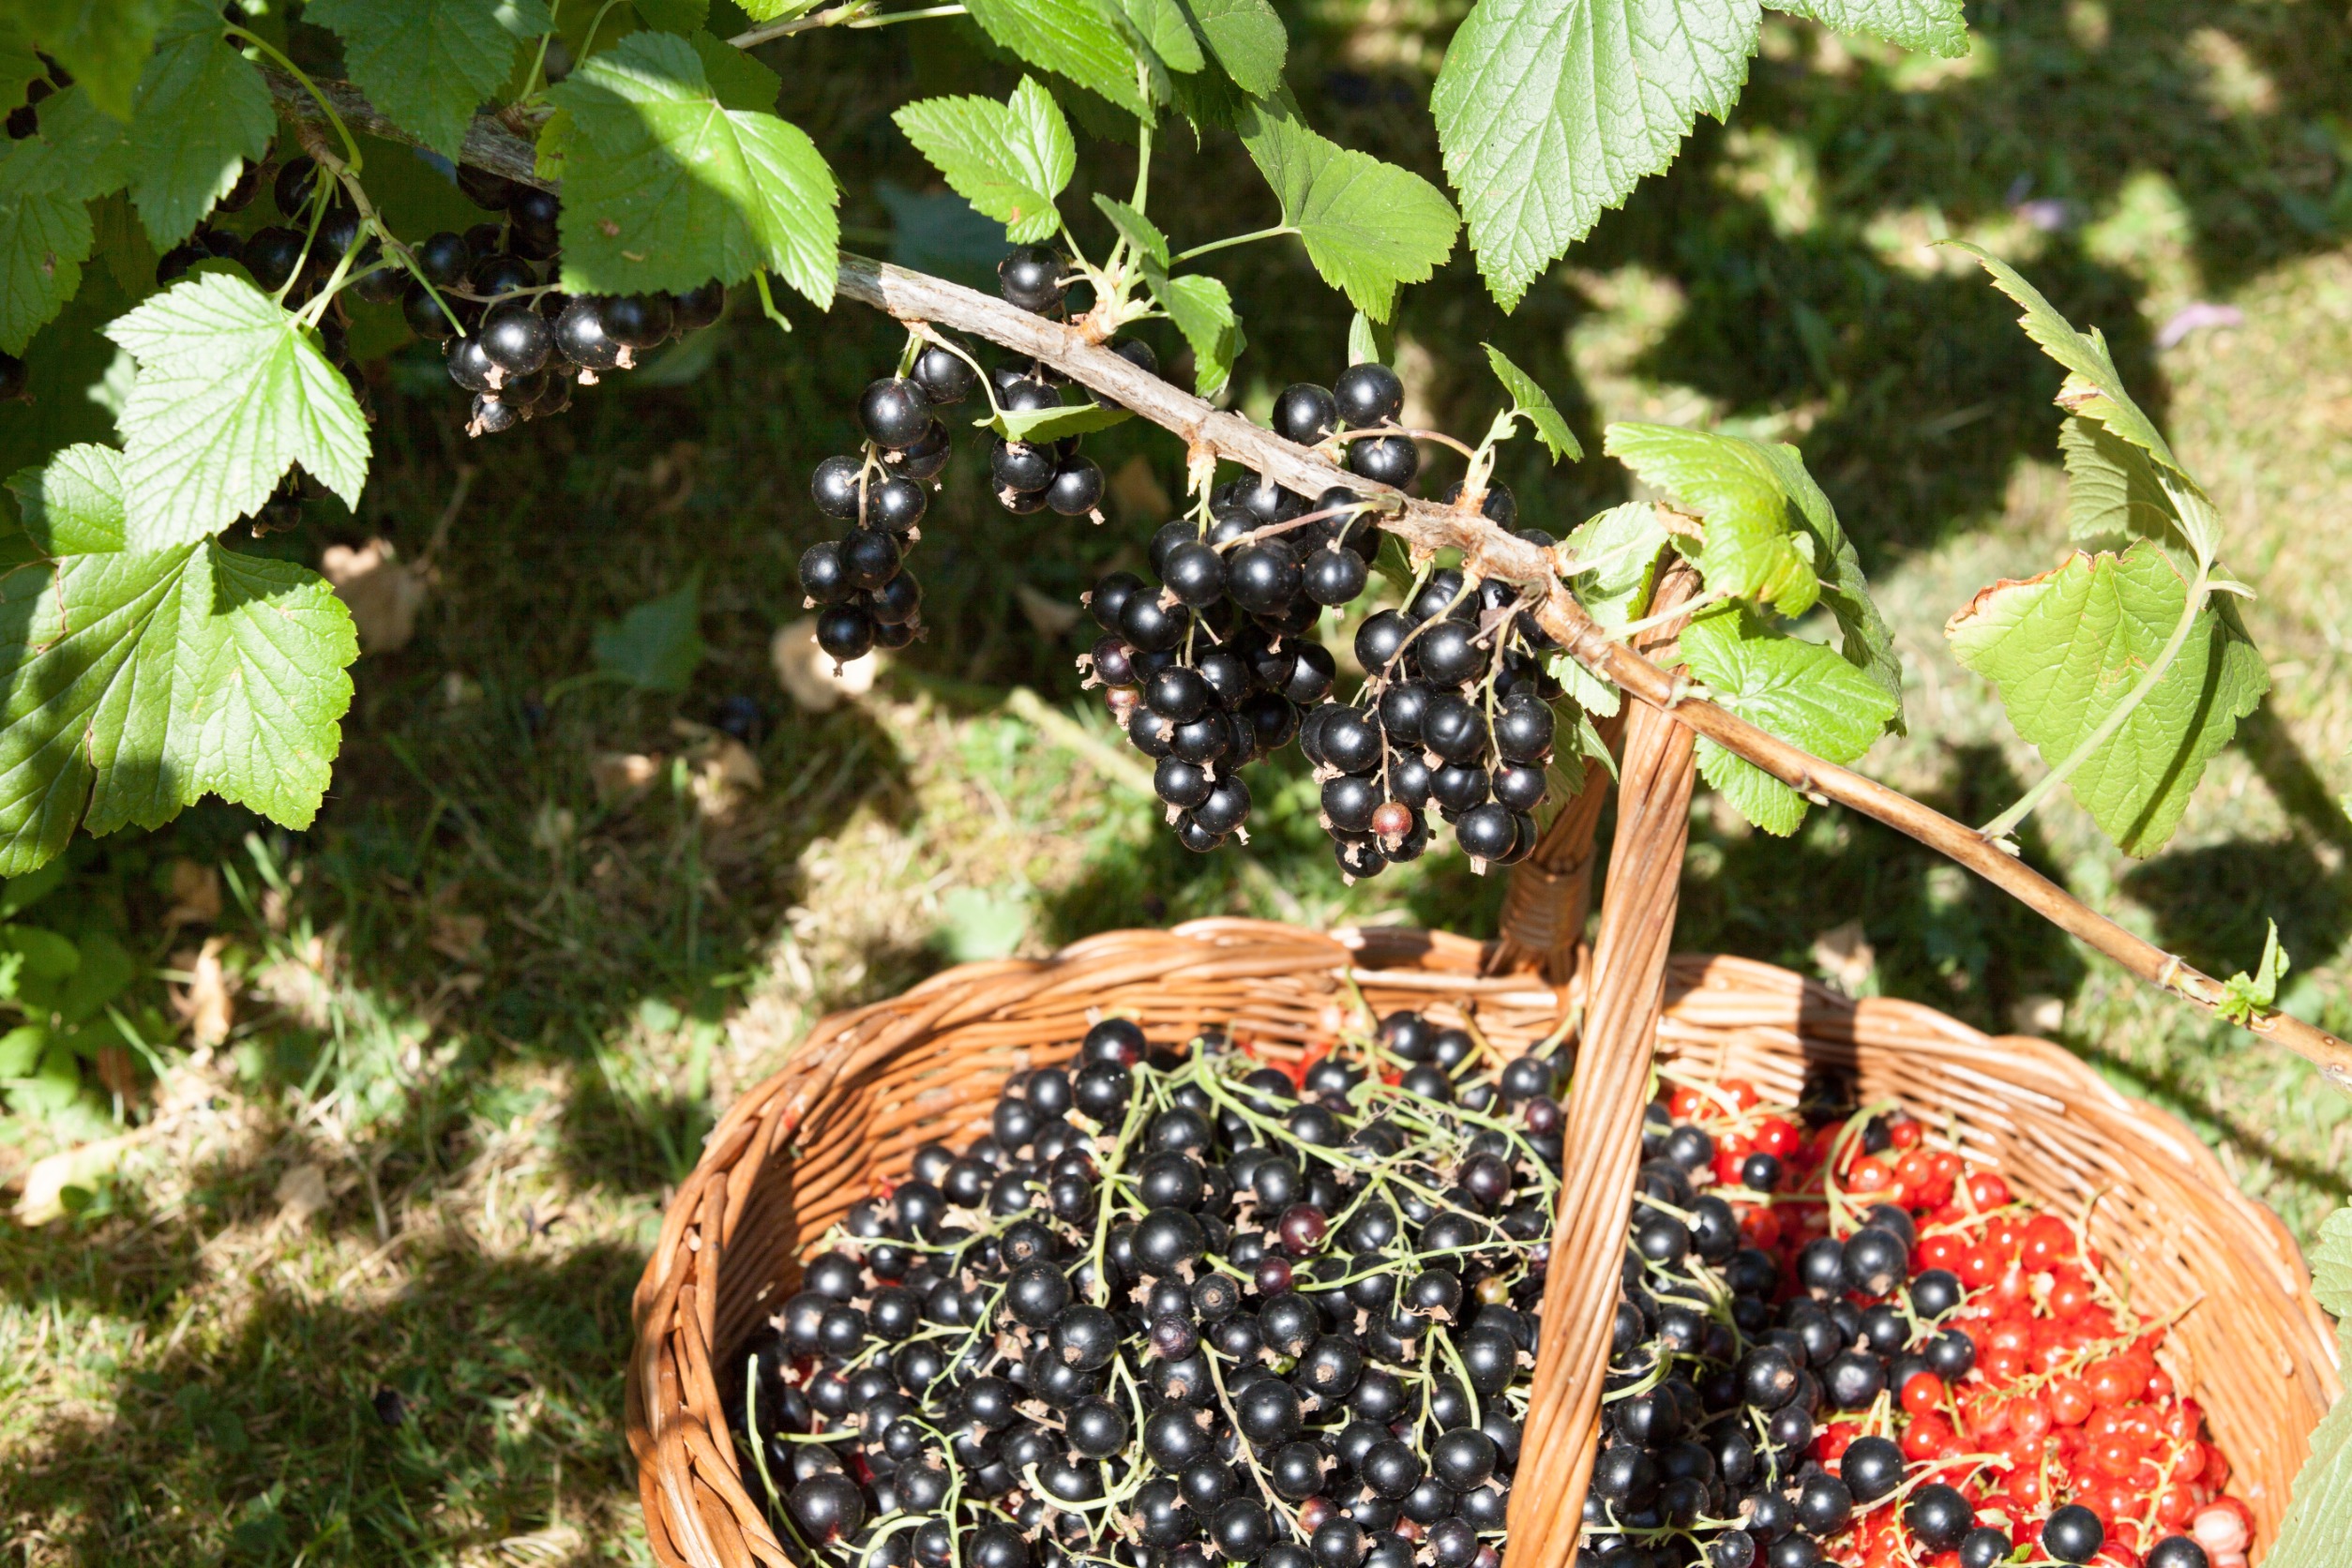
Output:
[729, 1009, 1569, 1568]
[985, 244, 1135, 520]
[388, 166, 724, 437]
[793, 342, 983, 663]
[1580, 1089, 1993, 1568]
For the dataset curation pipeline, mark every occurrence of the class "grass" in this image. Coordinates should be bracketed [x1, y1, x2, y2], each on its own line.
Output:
[3, 0, 2351, 1561]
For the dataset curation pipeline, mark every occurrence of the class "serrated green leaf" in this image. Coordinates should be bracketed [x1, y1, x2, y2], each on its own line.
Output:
[307, 0, 551, 162]
[2270, 1204, 2352, 1568]
[2058, 415, 2181, 551]
[1181, 0, 1285, 94]
[1741, 437, 1905, 731]
[1150, 267, 1243, 398]
[1564, 703, 1616, 777]
[1763, 0, 1965, 55]
[593, 580, 704, 694]
[125, 0, 274, 249]
[1944, 240, 2181, 476]
[961, 0, 1148, 113]
[1235, 91, 1459, 322]
[2, 82, 131, 203]
[548, 31, 840, 304]
[104, 271, 371, 547]
[1432, 0, 1760, 311]
[1605, 423, 1818, 616]
[1113, 0, 1205, 71]
[1164, 52, 1249, 131]
[1682, 601, 1897, 834]
[1946, 543, 2269, 856]
[15, 0, 167, 119]
[1345, 310, 1389, 369]
[635, 0, 710, 29]
[1696, 740, 1807, 835]
[1483, 342, 1581, 462]
[1371, 532, 1414, 595]
[6, 444, 127, 555]
[0, 25, 42, 112]
[895, 78, 1075, 247]
[1094, 194, 1168, 264]
[690, 30, 781, 111]
[1547, 650, 1621, 718]
[993, 400, 1136, 443]
[736, 0, 826, 17]
[2215, 920, 2289, 1027]
[0, 186, 92, 356]
[0, 531, 358, 874]
[1563, 501, 1666, 633]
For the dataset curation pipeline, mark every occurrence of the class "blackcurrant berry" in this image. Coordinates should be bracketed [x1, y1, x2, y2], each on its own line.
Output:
[243, 226, 306, 292]
[999, 246, 1066, 313]
[1090, 571, 1144, 632]
[2042, 1504, 2104, 1564]
[1493, 697, 1554, 762]
[816, 604, 876, 663]
[1227, 541, 1301, 614]
[670, 279, 725, 333]
[1194, 775, 1251, 836]
[1319, 708, 1383, 775]
[798, 542, 851, 603]
[1348, 434, 1420, 488]
[786, 1471, 864, 1542]
[1957, 1527, 2015, 1568]
[466, 391, 520, 436]
[1492, 762, 1547, 812]
[891, 420, 952, 481]
[553, 297, 624, 369]
[1303, 546, 1368, 606]
[1322, 775, 1380, 833]
[470, 253, 536, 300]
[1415, 620, 1485, 686]
[859, 376, 933, 449]
[1901, 1483, 1973, 1554]
[870, 571, 922, 626]
[1274, 383, 1338, 444]
[912, 343, 977, 404]
[869, 475, 927, 532]
[1843, 1226, 1908, 1297]
[400, 281, 460, 345]
[455, 162, 518, 211]
[1047, 457, 1104, 516]
[479, 302, 551, 378]
[1353, 610, 1413, 672]
[1422, 694, 1489, 763]
[1333, 362, 1404, 425]
[0, 352, 23, 402]
[987, 437, 1053, 493]
[1000, 376, 1060, 415]
[274, 155, 321, 218]
[602, 293, 673, 348]
[1122, 593, 1190, 653]
[1840, 1434, 1904, 1501]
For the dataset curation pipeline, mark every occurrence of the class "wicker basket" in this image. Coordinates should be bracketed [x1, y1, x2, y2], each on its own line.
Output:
[627, 681, 2342, 1568]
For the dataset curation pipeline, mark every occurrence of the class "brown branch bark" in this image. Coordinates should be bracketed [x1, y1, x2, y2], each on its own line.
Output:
[266, 72, 2352, 1086]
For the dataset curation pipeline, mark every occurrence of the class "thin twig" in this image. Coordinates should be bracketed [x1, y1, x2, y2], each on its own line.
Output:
[260, 77, 2352, 1086]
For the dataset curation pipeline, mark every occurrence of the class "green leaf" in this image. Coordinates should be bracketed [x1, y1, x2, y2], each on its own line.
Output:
[15, 0, 168, 119]
[2269, 1205, 2352, 1568]
[1346, 309, 1389, 369]
[690, 31, 781, 111]
[0, 535, 359, 875]
[57, 927, 131, 1023]
[124, 0, 274, 249]
[1942, 240, 2181, 476]
[1093, 194, 1168, 265]
[1681, 602, 1899, 834]
[895, 78, 1075, 247]
[1763, 0, 1965, 55]
[2215, 920, 2290, 1027]
[960, 0, 1148, 114]
[1235, 91, 1459, 322]
[6, 444, 128, 555]
[0, 924, 78, 980]
[1370, 532, 1414, 595]
[1113, 0, 1205, 72]
[993, 400, 1136, 443]
[635, 0, 710, 28]
[1741, 436, 1906, 730]
[548, 32, 840, 304]
[0, 25, 42, 112]
[1483, 342, 1581, 463]
[1181, 0, 1285, 95]
[1547, 650, 1621, 718]
[1563, 501, 1666, 633]
[105, 271, 371, 548]
[1945, 542, 2269, 857]
[1149, 267, 1243, 399]
[1432, 0, 1760, 311]
[1605, 423, 1817, 616]
[0, 83, 132, 353]
[2058, 415, 2183, 551]
[593, 580, 705, 694]
[306, 0, 551, 162]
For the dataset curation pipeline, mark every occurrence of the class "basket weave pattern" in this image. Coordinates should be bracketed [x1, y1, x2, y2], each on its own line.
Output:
[626, 918, 2342, 1568]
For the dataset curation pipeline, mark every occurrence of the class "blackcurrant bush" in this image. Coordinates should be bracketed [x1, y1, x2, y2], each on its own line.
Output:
[999, 245, 1066, 313]
[1334, 362, 1405, 426]
[1274, 383, 1338, 444]
[859, 377, 933, 450]
[1349, 434, 1420, 488]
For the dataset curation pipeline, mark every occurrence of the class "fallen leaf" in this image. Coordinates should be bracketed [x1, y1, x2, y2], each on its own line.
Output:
[320, 539, 430, 654]
[170, 935, 234, 1048]
[772, 616, 880, 713]
[274, 1162, 331, 1228]
[164, 858, 221, 926]
[14, 1134, 137, 1226]
[1811, 920, 1876, 995]
[589, 751, 663, 805]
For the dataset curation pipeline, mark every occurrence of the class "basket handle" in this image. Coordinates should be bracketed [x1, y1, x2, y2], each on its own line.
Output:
[1505, 566, 1703, 1568]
